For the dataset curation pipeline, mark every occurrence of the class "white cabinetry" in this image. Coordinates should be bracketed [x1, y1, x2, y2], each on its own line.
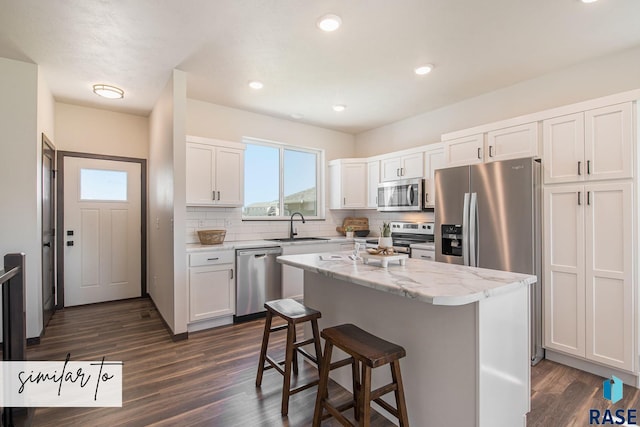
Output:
[380, 151, 424, 182]
[423, 144, 445, 208]
[186, 136, 245, 206]
[367, 160, 380, 209]
[444, 123, 538, 167]
[188, 250, 235, 322]
[543, 103, 633, 184]
[329, 159, 367, 209]
[544, 182, 633, 371]
[281, 242, 334, 299]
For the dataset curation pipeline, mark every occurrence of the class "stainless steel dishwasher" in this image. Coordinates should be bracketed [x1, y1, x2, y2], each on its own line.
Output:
[235, 246, 283, 320]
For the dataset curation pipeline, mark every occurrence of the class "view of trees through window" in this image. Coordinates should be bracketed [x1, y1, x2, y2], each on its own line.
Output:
[243, 141, 320, 218]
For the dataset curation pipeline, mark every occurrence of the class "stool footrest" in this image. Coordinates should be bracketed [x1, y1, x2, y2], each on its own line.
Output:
[296, 348, 319, 365]
[294, 337, 316, 348]
[290, 379, 320, 395]
[322, 401, 356, 426]
[373, 397, 399, 418]
[264, 355, 286, 376]
[370, 382, 398, 401]
[269, 324, 288, 333]
[329, 357, 353, 370]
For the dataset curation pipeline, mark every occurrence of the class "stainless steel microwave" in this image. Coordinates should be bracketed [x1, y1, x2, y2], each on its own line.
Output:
[377, 178, 425, 212]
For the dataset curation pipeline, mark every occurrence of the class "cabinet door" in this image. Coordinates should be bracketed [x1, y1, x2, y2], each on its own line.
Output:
[584, 182, 633, 370]
[443, 134, 483, 167]
[585, 103, 633, 182]
[542, 113, 585, 184]
[486, 123, 539, 163]
[341, 162, 367, 208]
[543, 185, 585, 357]
[380, 157, 402, 182]
[400, 152, 424, 179]
[367, 160, 380, 208]
[423, 147, 445, 208]
[189, 265, 234, 321]
[215, 147, 244, 206]
[186, 143, 215, 205]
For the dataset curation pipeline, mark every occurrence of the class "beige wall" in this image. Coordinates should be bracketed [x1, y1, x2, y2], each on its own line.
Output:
[55, 102, 149, 159]
[355, 45, 640, 157]
[0, 58, 41, 339]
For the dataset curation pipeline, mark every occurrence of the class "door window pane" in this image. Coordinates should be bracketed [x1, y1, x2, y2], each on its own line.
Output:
[284, 149, 317, 216]
[80, 169, 127, 201]
[243, 144, 280, 217]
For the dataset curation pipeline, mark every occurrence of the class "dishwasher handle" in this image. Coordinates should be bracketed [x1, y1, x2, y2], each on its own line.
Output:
[236, 247, 283, 257]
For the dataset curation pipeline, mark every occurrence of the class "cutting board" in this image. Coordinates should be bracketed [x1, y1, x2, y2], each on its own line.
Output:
[361, 252, 408, 268]
[336, 217, 369, 235]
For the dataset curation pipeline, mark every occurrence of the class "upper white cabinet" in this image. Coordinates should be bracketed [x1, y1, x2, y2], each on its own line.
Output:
[367, 160, 380, 209]
[380, 152, 424, 182]
[329, 159, 367, 209]
[186, 136, 245, 206]
[423, 144, 445, 208]
[444, 123, 538, 167]
[544, 182, 634, 371]
[543, 103, 633, 184]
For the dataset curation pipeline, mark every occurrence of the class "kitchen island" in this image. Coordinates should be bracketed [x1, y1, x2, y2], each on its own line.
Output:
[277, 253, 537, 427]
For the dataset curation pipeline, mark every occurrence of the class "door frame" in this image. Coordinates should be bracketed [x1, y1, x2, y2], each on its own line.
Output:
[56, 151, 147, 308]
[42, 133, 56, 328]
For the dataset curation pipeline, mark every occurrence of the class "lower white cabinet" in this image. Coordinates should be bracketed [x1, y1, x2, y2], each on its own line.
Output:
[544, 181, 633, 371]
[188, 251, 235, 322]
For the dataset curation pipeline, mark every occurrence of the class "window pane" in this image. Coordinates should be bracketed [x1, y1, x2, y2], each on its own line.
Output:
[80, 169, 127, 201]
[284, 149, 317, 216]
[243, 144, 280, 217]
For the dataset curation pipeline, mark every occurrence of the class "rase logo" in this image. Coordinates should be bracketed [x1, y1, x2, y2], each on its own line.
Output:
[589, 376, 637, 425]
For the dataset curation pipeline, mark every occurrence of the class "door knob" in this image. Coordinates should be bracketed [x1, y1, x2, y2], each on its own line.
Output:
[43, 242, 51, 247]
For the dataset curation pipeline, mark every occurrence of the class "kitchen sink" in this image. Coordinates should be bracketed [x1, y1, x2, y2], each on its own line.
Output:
[266, 237, 330, 242]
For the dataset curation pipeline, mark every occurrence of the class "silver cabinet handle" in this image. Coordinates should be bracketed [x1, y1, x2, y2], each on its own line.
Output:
[212, 191, 216, 200]
[489, 145, 494, 157]
[400, 167, 404, 176]
[578, 161, 582, 176]
[420, 255, 433, 259]
[577, 191, 581, 205]
[587, 191, 591, 205]
[343, 197, 346, 205]
[477, 147, 481, 159]
[587, 160, 591, 175]
[396, 168, 400, 176]
[230, 269, 234, 280]
[207, 257, 219, 261]
[217, 191, 220, 200]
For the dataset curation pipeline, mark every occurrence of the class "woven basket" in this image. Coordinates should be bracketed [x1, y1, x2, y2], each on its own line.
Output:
[197, 229, 226, 245]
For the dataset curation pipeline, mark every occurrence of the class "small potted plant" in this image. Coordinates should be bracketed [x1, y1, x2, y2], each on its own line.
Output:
[378, 222, 392, 248]
[345, 226, 354, 239]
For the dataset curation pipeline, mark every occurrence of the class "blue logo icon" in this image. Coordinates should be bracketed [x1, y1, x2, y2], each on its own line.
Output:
[603, 375, 623, 404]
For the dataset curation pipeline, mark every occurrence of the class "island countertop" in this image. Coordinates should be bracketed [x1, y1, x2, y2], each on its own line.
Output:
[277, 253, 536, 306]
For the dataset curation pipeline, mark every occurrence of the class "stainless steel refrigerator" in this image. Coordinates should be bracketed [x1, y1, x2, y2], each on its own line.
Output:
[434, 157, 544, 365]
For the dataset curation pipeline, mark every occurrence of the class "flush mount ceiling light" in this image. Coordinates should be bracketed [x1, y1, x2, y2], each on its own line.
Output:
[414, 64, 434, 75]
[92, 84, 124, 99]
[248, 80, 264, 90]
[317, 14, 342, 32]
[332, 104, 346, 112]
[581, 0, 598, 3]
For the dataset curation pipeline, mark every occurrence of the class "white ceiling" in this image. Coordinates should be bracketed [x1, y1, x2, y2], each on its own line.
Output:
[1, 0, 639, 134]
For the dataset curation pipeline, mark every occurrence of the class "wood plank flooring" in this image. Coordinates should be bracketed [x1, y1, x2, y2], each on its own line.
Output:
[17, 298, 640, 426]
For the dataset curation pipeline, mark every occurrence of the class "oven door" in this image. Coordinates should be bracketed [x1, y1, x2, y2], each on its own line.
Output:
[377, 179, 423, 211]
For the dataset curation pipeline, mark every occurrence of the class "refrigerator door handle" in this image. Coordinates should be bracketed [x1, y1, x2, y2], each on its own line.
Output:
[462, 192, 470, 266]
[470, 192, 478, 267]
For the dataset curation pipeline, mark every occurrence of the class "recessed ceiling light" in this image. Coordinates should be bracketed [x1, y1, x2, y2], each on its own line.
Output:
[317, 14, 342, 32]
[248, 81, 264, 90]
[291, 113, 304, 120]
[414, 64, 434, 75]
[332, 104, 346, 112]
[581, 0, 598, 3]
[92, 84, 124, 99]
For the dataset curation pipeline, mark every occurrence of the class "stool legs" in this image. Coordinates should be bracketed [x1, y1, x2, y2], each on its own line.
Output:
[312, 339, 333, 427]
[255, 311, 273, 387]
[281, 320, 297, 416]
[391, 360, 409, 427]
[359, 364, 372, 427]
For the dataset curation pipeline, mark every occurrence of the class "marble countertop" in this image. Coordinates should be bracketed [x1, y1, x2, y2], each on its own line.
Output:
[186, 236, 352, 253]
[277, 253, 536, 306]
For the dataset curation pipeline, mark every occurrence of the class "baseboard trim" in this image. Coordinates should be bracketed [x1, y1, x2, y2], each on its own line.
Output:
[546, 350, 639, 388]
[147, 296, 189, 342]
[26, 336, 40, 346]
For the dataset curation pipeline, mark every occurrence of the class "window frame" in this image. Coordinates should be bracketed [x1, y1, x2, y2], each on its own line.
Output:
[242, 137, 325, 221]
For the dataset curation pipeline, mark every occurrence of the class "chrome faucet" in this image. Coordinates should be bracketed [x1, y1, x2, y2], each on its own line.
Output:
[289, 212, 306, 239]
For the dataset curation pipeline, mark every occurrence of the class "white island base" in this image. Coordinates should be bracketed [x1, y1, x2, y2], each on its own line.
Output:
[303, 270, 530, 427]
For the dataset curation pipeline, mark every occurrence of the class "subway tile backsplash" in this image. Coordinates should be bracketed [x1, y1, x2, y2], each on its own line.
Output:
[185, 207, 435, 244]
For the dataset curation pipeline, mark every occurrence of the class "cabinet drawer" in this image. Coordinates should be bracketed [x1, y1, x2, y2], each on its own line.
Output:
[190, 251, 234, 267]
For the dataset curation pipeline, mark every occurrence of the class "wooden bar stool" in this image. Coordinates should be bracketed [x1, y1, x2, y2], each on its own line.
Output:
[255, 299, 324, 416]
[313, 323, 409, 427]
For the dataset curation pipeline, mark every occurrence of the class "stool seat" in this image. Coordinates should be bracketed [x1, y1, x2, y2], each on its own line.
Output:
[265, 299, 321, 323]
[321, 324, 406, 368]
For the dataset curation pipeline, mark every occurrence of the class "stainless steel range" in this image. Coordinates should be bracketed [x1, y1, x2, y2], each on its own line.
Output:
[365, 221, 434, 257]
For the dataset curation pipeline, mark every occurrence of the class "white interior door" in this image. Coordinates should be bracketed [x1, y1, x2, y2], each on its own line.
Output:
[64, 157, 141, 306]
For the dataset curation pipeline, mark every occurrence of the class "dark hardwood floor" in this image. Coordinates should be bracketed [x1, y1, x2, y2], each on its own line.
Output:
[19, 298, 639, 426]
